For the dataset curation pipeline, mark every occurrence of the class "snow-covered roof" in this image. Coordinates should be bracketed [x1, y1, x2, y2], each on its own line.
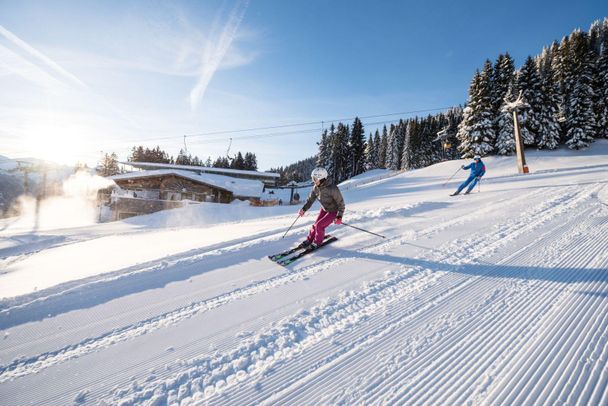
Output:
[120, 161, 280, 179]
[109, 169, 264, 198]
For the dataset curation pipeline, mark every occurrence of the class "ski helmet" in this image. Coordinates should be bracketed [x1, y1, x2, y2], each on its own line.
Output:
[473, 155, 481, 160]
[311, 167, 328, 181]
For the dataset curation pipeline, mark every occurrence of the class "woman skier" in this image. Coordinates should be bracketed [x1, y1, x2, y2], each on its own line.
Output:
[298, 167, 345, 249]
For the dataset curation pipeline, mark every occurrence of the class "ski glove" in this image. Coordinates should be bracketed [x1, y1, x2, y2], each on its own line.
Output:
[298, 209, 305, 217]
[334, 217, 342, 225]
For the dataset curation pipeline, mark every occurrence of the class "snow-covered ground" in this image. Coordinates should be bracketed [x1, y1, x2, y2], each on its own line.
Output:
[1, 142, 607, 405]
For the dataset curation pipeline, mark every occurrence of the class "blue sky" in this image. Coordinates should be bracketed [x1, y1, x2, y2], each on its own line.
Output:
[0, 0, 606, 170]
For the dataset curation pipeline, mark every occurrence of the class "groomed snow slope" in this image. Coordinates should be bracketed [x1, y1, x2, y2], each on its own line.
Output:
[1, 142, 607, 405]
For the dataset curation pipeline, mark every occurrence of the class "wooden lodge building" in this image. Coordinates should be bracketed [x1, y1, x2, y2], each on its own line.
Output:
[103, 163, 280, 220]
[122, 161, 280, 186]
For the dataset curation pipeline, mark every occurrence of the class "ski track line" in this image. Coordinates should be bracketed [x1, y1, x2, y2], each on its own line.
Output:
[98, 266, 439, 405]
[491, 232, 608, 405]
[316, 211, 600, 404]
[264, 200, 604, 406]
[549, 297, 608, 404]
[446, 213, 605, 402]
[473, 209, 605, 398]
[495, 274, 607, 405]
[585, 316, 608, 405]
[415, 213, 608, 405]
[147, 186, 600, 404]
[480, 209, 605, 402]
[0, 262, 276, 362]
[356, 208, 600, 404]
[0, 186, 550, 380]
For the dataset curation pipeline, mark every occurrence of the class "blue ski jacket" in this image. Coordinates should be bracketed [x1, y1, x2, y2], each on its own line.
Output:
[463, 160, 486, 178]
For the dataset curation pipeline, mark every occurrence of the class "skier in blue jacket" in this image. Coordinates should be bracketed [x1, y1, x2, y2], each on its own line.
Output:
[451, 155, 486, 196]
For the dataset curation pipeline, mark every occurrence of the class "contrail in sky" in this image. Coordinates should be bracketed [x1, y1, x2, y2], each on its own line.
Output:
[189, 0, 249, 110]
[0, 24, 87, 90]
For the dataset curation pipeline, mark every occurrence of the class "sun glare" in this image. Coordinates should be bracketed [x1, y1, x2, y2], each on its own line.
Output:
[21, 119, 97, 166]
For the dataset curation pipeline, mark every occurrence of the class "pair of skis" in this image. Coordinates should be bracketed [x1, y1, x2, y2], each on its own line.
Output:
[268, 235, 338, 266]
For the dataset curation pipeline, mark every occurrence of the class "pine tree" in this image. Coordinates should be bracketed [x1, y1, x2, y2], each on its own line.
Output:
[317, 129, 331, 167]
[244, 152, 258, 170]
[565, 31, 596, 149]
[231, 152, 245, 169]
[99, 152, 120, 177]
[552, 38, 570, 130]
[595, 52, 608, 138]
[128, 146, 145, 162]
[492, 53, 516, 122]
[349, 117, 366, 177]
[175, 149, 191, 165]
[323, 125, 336, 178]
[566, 64, 596, 148]
[379, 125, 388, 168]
[386, 122, 404, 170]
[496, 83, 517, 155]
[400, 120, 416, 169]
[536, 48, 562, 149]
[364, 133, 377, 170]
[330, 123, 350, 183]
[457, 61, 496, 157]
[373, 130, 381, 168]
[516, 56, 544, 145]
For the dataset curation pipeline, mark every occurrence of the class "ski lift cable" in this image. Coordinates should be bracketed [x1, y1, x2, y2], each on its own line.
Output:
[0, 105, 459, 162]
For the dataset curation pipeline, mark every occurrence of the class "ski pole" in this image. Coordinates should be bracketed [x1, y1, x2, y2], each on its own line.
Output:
[442, 167, 461, 187]
[341, 222, 386, 239]
[478, 178, 481, 193]
[281, 215, 300, 239]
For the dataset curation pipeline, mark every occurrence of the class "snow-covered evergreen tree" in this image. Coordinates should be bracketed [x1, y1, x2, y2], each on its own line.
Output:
[364, 133, 377, 170]
[536, 46, 562, 149]
[492, 53, 516, 121]
[321, 125, 335, 176]
[595, 52, 608, 138]
[495, 83, 517, 155]
[566, 66, 596, 148]
[565, 31, 596, 149]
[400, 120, 415, 170]
[588, 18, 606, 56]
[349, 117, 366, 177]
[516, 56, 544, 145]
[317, 129, 331, 168]
[457, 60, 496, 157]
[386, 121, 405, 170]
[373, 130, 382, 167]
[330, 123, 350, 183]
[378, 126, 388, 168]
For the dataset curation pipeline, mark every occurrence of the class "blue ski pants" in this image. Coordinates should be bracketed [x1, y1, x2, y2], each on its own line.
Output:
[456, 175, 481, 194]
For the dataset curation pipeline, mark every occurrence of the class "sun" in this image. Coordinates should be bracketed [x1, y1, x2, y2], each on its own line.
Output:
[20, 118, 97, 166]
